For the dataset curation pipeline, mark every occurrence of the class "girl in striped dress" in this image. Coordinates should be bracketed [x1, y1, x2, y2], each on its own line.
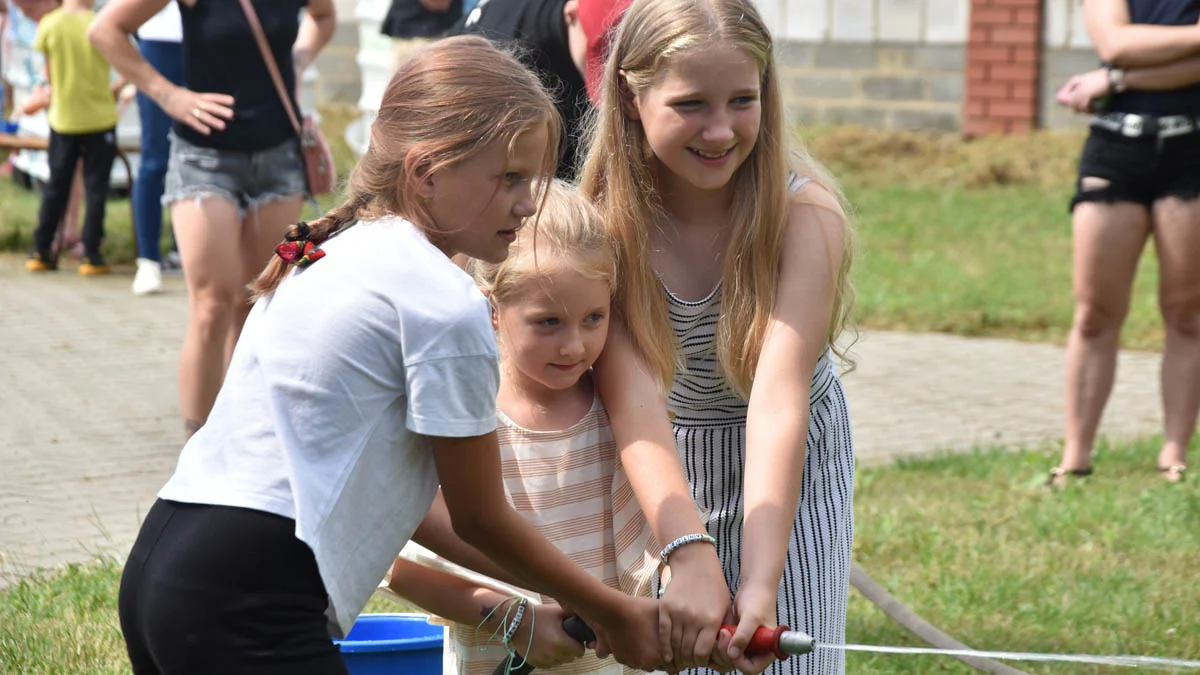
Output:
[579, 1, 857, 673]
[389, 182, 660, 675]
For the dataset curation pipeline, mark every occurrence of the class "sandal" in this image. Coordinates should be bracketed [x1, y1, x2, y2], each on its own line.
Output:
[1045, 466, 1093, 488]
[1158, 464, 1187, 483]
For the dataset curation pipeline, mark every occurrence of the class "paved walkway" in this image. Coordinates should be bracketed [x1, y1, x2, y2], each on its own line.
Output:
[0, 253, 1166, 586]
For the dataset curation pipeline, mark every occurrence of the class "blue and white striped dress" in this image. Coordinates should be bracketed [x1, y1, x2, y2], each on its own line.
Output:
[664, 182, 855, 675]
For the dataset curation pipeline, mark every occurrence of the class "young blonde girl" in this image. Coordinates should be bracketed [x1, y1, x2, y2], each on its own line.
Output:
[580, 1, 857, 673]
[388, 181, 660, 675]
[116, 37, 661, 675]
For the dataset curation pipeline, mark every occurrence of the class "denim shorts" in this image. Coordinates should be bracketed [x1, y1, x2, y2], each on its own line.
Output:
[163, 132, 308, 218]
[1070, 124, 1200, 212]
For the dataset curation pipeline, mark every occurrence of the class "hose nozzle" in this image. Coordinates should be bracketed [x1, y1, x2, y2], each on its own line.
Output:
[730, 625, 816, 660]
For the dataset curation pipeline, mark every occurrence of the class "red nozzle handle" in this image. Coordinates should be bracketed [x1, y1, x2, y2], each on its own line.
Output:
[721, 624, 791, 661]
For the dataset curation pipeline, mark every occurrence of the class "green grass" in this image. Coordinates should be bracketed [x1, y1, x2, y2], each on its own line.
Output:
[847, 183, 1163, 351]
[846, 436, 1199, 674]
[801, 125, 1164, 351]
[0, 560, 126, 674]
[4, 437, 1196, 674]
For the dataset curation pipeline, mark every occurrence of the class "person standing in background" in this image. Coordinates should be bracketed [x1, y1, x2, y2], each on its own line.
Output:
[129, 1, 182, 296]
[381, 0, 460, 68]
[576, 0, 628, 102]
[90, 0, 337, 439]
[26, 0, 119, 275]
[445, 0, 588, 179]
[1048, 0, 1200, 486]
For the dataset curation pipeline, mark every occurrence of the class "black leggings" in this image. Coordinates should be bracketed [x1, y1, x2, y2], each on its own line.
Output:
[118, 499, 348, 675]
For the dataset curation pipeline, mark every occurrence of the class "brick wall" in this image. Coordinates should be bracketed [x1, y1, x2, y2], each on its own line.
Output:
[777, 43, 964, 132]
[963, 0, 1044, 135]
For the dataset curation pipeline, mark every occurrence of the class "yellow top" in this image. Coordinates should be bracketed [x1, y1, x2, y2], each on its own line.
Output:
[33, 8, 118, 135]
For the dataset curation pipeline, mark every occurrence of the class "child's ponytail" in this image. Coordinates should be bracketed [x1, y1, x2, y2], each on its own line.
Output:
[247, 194, 370, 301]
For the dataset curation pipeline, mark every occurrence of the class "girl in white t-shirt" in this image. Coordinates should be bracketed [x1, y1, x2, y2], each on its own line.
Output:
[388, 181, 659, 675]
[116, 36, 660, 675]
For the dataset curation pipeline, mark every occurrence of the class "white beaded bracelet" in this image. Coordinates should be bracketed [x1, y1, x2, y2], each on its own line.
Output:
[501, 598, 528, 646]
[658, 532, 717, 567]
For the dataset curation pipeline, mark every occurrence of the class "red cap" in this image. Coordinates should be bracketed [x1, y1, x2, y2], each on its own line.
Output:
[578, 0, 633, 102]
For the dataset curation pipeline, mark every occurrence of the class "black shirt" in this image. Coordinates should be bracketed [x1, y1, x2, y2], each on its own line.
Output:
[446, 0, 588, 179]
[1110, 0, 1200, 115]
[382, 0, 464, 39]
[176, 0, 306, 152]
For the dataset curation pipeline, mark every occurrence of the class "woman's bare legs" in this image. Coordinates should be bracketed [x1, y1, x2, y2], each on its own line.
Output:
[173, 195, 302, 436]
[173, 196, 246, 436]
[225, 196, 304, 361]
[1152, 196, 1200, 480]
[1058, 200, 1152, 481]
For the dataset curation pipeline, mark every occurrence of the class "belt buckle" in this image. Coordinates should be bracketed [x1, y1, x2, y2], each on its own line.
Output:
[1159, 116, 1193, 138]
[1121, 114, 1145, 137]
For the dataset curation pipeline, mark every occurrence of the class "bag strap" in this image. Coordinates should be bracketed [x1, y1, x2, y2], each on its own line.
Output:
[237, 0, 303, 135]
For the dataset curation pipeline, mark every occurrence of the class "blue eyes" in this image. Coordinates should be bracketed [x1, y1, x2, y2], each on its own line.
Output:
[535, 314, 606, 327]
[671, 97, 758, 109]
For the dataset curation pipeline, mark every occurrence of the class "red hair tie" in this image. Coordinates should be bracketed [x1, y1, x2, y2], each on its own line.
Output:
[275, 221, 326, 269]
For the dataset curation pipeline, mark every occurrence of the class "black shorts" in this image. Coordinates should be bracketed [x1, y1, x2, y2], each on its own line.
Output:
[118, 499, 348, 675]
[1070, 125, 1200, 212]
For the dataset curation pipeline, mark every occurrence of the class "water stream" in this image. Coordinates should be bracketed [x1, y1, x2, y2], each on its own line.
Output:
[814, 643, 1200, 671]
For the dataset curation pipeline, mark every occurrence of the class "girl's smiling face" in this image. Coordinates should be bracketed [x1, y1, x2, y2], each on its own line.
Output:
[627, 43, 762, 193]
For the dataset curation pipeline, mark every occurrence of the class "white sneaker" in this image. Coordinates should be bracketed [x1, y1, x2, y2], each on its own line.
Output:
[132, 258, 164, 296]
[163, 250, 183, 275]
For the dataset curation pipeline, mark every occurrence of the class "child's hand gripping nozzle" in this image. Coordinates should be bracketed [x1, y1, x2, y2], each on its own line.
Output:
[492, 616, 596, 675]
[738, 624, 816, 660]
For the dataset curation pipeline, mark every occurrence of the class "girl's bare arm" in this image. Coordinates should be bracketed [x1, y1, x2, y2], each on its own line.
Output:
[410, 490, 521, 586]
[593, 323, 732, 670]
[387, 559, 517, 633]
[1122, 54, 1200, 90]
[724, 185, 847, 674]
[1085, 0, 1200, 68]
[387, 560, 585, 668]
[293, 0, 336, 73]
[87, 0, 175, 105]
[89, 0, 234, 135]
[1057, 56, 1200, 113]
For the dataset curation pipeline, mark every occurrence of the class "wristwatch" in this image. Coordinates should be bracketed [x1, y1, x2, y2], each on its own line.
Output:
[1107, 66, 1127, 94]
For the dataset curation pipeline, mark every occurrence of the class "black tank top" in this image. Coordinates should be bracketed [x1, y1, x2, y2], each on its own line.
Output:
[1109, 0, 1200, 115]
[175, 0, 307, 151]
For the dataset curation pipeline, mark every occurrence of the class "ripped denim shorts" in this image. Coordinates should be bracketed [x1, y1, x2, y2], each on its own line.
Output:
[1070, 122, 1200, 212]
[163, 132, 308, 218]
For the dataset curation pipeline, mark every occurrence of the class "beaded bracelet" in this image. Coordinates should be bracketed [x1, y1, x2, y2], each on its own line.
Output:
[658, 532, 717, 568]
[501, 597, 529, 647]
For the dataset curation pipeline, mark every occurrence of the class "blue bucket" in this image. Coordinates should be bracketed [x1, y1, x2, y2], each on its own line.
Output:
[335, 613, 445, 675]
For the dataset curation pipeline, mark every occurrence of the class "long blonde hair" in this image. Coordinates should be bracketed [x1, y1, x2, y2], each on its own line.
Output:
[578, 0, 856, 396]
[469, 180, 617, 308]
[251, 36, 561, 299]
